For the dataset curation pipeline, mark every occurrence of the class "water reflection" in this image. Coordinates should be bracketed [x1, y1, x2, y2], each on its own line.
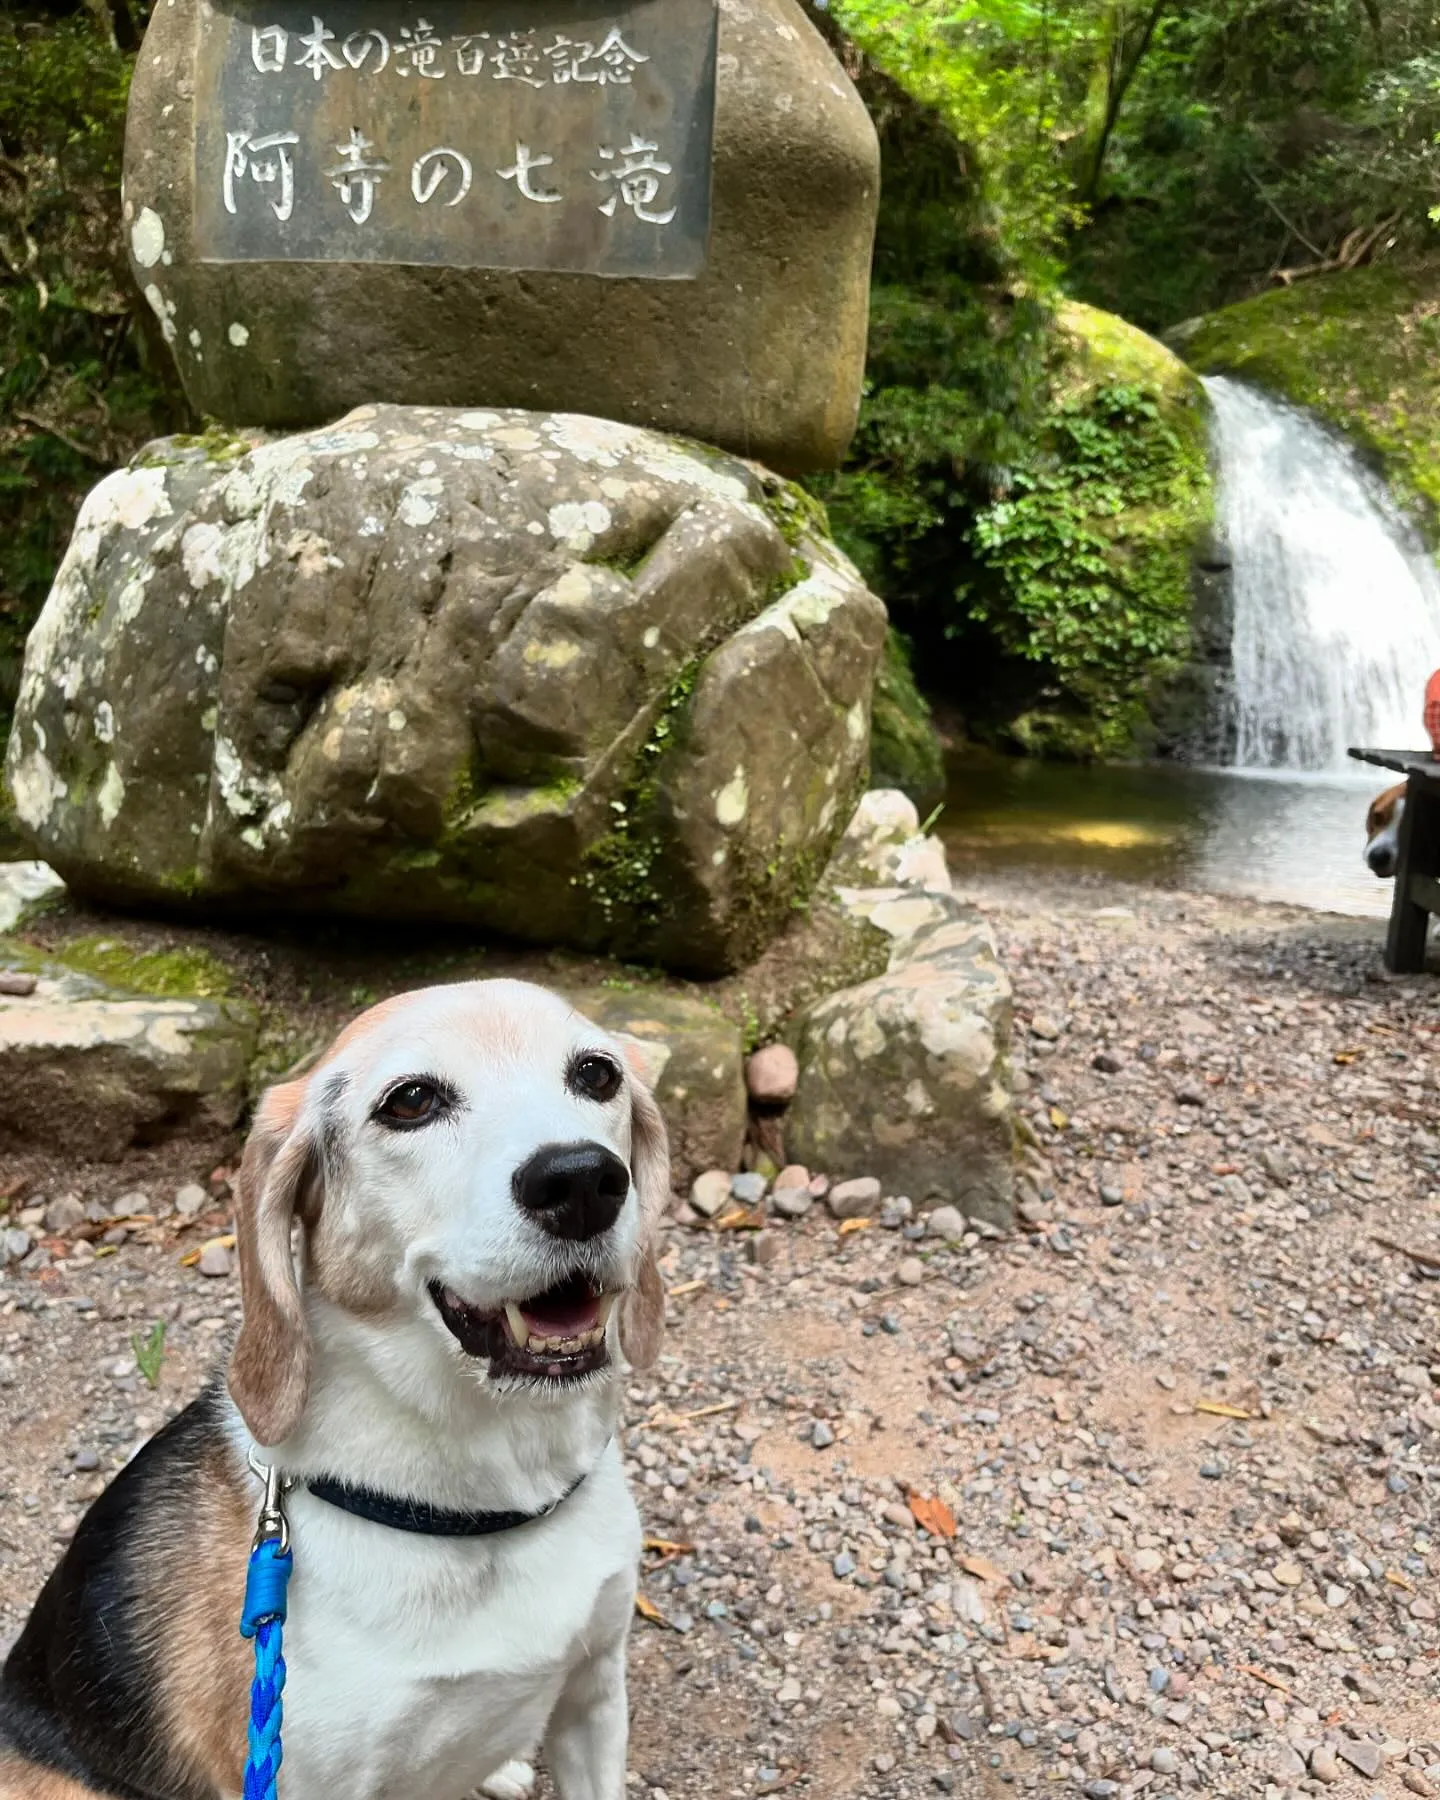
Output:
[940, 753, 1391, 918]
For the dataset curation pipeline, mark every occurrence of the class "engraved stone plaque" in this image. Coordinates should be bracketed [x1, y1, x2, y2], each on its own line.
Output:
[193, 0, 716, 274]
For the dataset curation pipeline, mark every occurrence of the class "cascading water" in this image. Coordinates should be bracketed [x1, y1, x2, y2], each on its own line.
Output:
[1204, 374, 1440, 770]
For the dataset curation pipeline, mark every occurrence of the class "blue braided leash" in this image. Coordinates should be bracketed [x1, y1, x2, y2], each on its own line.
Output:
[240, 1461, 294, 1800]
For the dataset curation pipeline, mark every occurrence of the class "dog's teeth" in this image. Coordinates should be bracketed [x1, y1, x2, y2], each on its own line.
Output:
[504, 1303, 531, 1349]
[596, 1293, 617, 1329]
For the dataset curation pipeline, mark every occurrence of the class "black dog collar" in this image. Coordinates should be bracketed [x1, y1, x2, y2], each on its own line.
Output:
[303, 1466, 590, 1537]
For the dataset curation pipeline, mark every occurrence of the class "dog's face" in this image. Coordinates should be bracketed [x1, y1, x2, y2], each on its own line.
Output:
[1366, 783, 1406, 878]
[227, 980, 670, 1446]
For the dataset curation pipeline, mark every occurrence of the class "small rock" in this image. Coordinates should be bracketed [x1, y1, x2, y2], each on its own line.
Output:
[197, 1242, 233, 1278]
[43, 1195, 85, 1234]
[1092, 1051, 1124, 1073]
[770, 1186, 812, 1220]
[1309, 1746, 1342, 1784]
[1098, 1184, 1124, 1207]
[775, 1164, 809, 1191]
[1410, 1596, 1437, 1622]
[926, 1205, 967, 1243]
[689, 1170, 732, 1219]
[776, 1677, 802, 1705]
[2, 1227, 31, 1265]
[1176, 1086, 1206, 1108]
[1029, 1016, 1061, 1041]
[896, 1257, 924, 1287]
[832, 1550, 856, 1578]
[828, 1176, 880, 1219]
[811, 1420, 835, 1450]
[1335, 1740, 1383, 1779]
[1150, 1748, 1180, 1776]
[730, 1171, 768, 1206]
[1272, 1562, 1303, 1587]
[0, 971, 38, 997]
[72, 1447, 100, 1471]
[746, 1044, 799, 1105]
[1403, 1770, 1438, 1796]
[174, 1182, 208, 1219]
[748, 1232, 782, 1267]
[1132, 1549, 1163, 1574]
[879, 1196, 913, 1229]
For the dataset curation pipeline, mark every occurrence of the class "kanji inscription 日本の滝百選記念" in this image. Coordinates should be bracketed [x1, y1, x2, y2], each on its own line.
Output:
[194, 0, 716, 274]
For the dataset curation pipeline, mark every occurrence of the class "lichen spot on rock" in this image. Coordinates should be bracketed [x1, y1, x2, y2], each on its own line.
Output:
[97, 764, 125, 827]
[142, 282, 177, 344]
[181, 521, 224, 589]
[398, 478, 443, 527]
[715, 768, 749, 828]
[846, 700, 866, 742]
[10, 737, 68, 831]
[227, 322, 250, 347]
[548, 500, 612, 548]
[130, 207, 165, 269]
[92, 465, 172, 535]
[94, 702, 115, 745]
[643, 627, 661, 650]
[523, 639, 582, 670]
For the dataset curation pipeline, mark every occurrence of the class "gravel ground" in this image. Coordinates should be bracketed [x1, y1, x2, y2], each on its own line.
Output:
[4, 869, 1440, 1799]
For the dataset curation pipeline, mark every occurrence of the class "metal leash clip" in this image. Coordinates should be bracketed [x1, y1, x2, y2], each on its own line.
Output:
[247, 1447, 293, 1555]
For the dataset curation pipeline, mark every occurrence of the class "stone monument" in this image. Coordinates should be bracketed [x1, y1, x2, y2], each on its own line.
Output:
[122, 0, 880, 473]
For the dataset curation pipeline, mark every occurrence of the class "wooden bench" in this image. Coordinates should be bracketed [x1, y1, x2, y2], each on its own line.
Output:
[1349, 747, 1440, 973]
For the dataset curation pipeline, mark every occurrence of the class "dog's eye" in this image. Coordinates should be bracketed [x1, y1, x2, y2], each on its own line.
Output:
[375, 1078, 448, 1129]
[570, 1054, 622, 1103]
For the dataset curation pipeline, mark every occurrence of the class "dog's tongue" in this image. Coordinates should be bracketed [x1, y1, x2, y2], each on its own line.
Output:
[521, 1284, 601, 1338]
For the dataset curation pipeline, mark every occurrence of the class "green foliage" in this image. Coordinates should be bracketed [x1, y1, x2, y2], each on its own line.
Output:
[130, 1319, 166, 1388]
[0, 10, 183, 739]
[962, 378, 1209, 754]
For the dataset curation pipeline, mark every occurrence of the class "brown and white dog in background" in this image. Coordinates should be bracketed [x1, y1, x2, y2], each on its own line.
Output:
[0, 978, 670, 1800]
[1365, 782, 1407, 878]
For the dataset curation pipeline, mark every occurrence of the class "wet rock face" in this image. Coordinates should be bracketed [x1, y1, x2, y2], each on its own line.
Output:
[5, 405, 886, 975]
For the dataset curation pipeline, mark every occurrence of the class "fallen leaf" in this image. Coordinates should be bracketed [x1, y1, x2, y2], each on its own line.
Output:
[1049, 1107, 1069, 1130]
[1195, 1399, 1252, 1420]
[1334, 1049, 1359, 1065]
[960, 1552, 1005, 1583]
[666, 1278, 706, 1297]
[644, 1537, 695, 1556]
[908, 1492, 957, 1538]
[1240, 1664, 1293, 1696]
[837, 1217, 872, 1235]
[178, 1231, 235, 1268]
[1385, 1569, 1415, 1592]
[633, 1594, 666, 1625]
[713, 1206, 764, 1231]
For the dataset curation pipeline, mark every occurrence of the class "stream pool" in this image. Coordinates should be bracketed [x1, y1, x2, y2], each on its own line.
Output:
[938, 753, 1393, 919]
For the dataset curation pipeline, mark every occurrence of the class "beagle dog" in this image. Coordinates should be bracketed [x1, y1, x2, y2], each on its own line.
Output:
[0, 979, 670, 1800]
[1366, 782, 1406, 878]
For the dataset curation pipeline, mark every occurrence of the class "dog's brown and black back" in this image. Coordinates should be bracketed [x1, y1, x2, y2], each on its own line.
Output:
[0, 1385, 250, 1800]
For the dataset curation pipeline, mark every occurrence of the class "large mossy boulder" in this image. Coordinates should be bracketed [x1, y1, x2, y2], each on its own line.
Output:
[5, 406, 887, 976]
[1171, 261, 1440, 534]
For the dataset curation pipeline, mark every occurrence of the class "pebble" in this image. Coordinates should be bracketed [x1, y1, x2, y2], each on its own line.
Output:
[896, 1257, 924, 1286]
[1029, 1015, 1061, 1041]
[1336, 1739, 1383, 1778]
[832, 1551, 856, 1578]
[810, 1421, 835, 1450]
[1099, 1184, 1124, 1206]
[174, 1183, 208, 1219]
[775, 1164, 809, 1190]
[197, 1242, 233, 1278]
[43, 1196, 85, 1234]
[1310, 1746, 1342, 1784]
[926, 1204, 967, 1242]
[688, 1170, 731, 1219]
[729, 1172, 767, 1206]
[0, 971, 38, 996]
[745, 1044, 798, 1105]
[827, 1176, 880, 1219]
[2, 1227, 31, 1264]
[770, 1186, 812, 1220]
[1092, 1050, 1124, 1073]
[1150, 1748, 1180, 1775]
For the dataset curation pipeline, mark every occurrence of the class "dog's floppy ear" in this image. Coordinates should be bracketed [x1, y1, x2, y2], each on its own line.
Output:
[619, 1065, 671, 1370]
[228, 1077, 319, 1446]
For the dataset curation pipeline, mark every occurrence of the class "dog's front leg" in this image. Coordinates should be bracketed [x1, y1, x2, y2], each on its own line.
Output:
[542, 1629, 629, 1800]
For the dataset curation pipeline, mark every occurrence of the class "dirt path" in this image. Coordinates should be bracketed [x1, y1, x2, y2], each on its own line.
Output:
[4, 871, 1440, 1798]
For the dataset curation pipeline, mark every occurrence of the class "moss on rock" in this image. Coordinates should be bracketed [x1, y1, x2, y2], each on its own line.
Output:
[1171, 260, 1440, 535]
[868, 630, 945, 808]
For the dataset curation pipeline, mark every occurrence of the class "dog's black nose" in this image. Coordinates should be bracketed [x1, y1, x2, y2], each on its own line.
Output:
[1367, 845, 1396, 877]
[513, 1141, 630, 1240]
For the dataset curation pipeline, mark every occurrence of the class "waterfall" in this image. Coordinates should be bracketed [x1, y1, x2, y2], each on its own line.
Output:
[1203, 374, 1440, 770]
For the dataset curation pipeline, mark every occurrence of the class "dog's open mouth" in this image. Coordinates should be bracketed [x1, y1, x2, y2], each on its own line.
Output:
[429, 1275, 618, 1382]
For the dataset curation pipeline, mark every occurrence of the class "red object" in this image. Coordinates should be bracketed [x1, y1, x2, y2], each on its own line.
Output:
[1427, 669, 1440, 755]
